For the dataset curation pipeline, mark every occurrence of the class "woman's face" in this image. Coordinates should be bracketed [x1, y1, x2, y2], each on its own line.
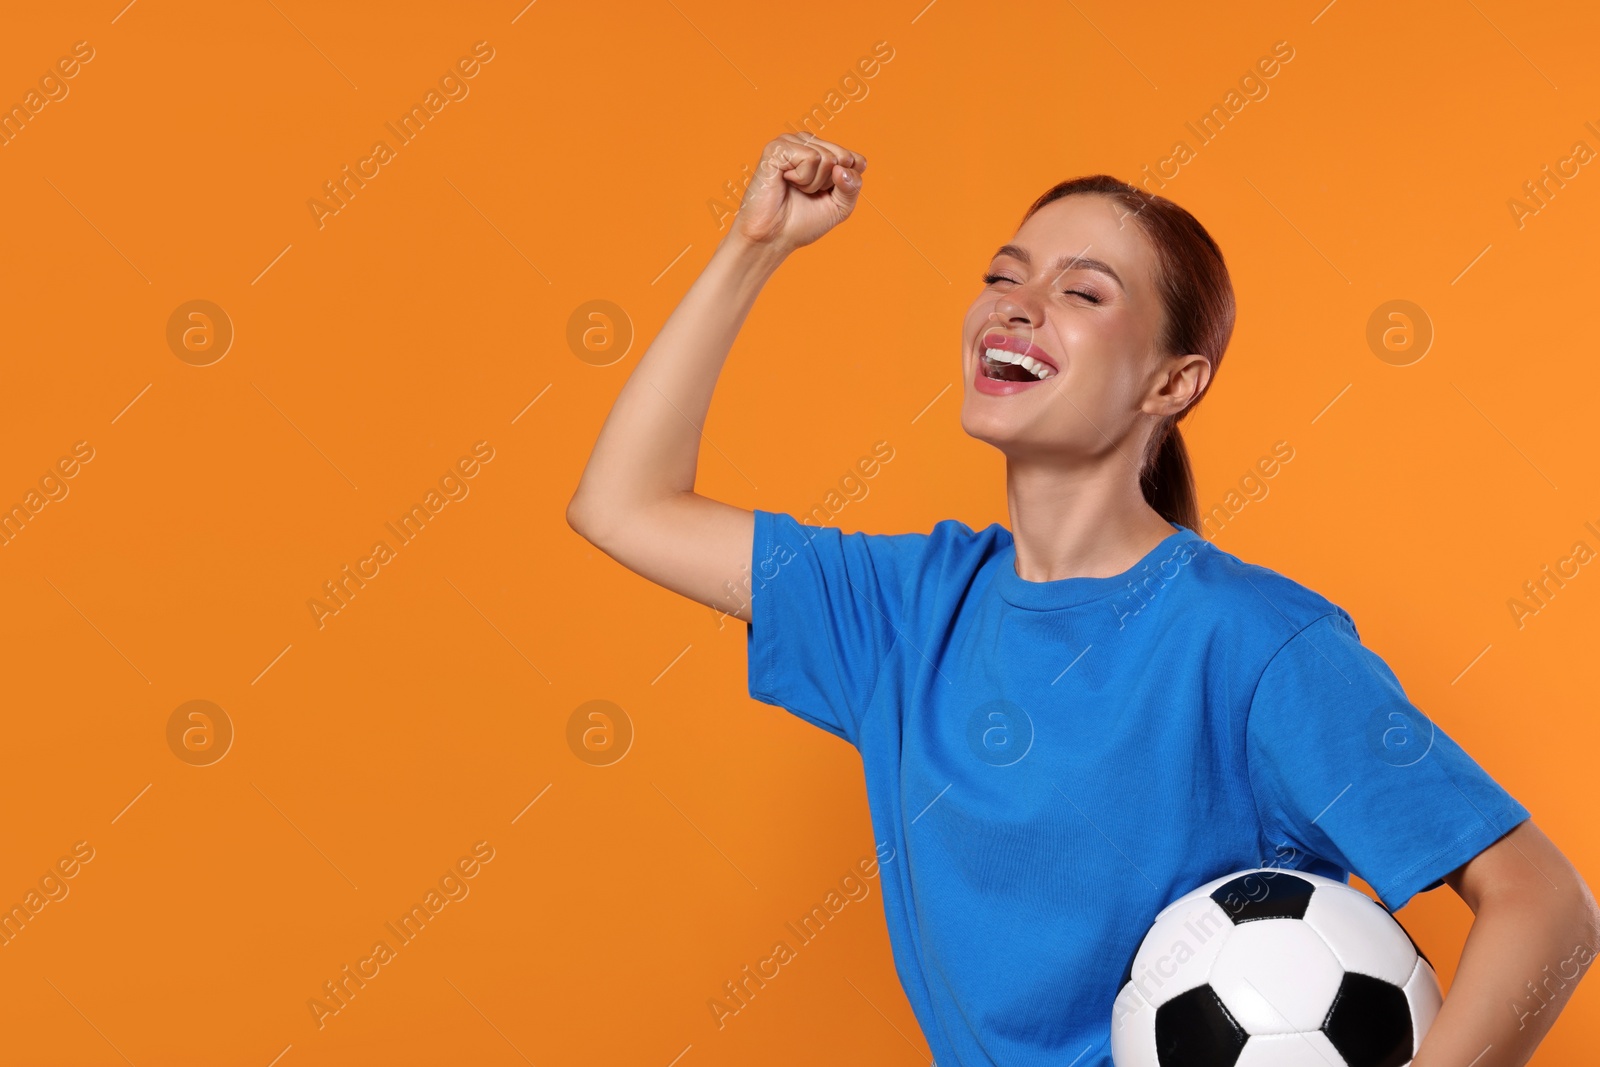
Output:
[960, 193, 1204, 461]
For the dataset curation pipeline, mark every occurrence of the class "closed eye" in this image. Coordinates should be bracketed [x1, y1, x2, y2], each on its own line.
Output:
[981, 272, 1102, 304]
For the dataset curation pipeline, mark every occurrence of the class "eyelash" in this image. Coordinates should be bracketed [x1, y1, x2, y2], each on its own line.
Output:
[981, 273, 1102, 304]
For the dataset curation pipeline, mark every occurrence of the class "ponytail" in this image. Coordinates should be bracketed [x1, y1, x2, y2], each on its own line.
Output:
[1141, 418, 1198, 534]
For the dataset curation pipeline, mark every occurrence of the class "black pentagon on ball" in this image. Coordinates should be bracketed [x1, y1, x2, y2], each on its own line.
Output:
[1154, 984, 1249, 1067]
[1208, 871, 1316, 924]
[1321, 971, 1414, 1067]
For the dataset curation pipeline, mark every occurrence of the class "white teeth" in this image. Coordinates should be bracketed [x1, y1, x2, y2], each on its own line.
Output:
[982, 346, 1054, 380]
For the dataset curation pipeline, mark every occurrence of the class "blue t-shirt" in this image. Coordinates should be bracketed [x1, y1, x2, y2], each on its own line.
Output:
[745, 509, 1530, 1067]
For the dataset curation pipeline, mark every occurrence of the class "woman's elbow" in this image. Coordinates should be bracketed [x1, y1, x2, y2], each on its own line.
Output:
[1503, 831, 1600, 946]
[566, 490, 606, 543]
[1543, 832, 1600, 940]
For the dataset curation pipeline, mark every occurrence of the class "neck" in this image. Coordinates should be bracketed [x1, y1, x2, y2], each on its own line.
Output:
[1003, 452, 1177, 583]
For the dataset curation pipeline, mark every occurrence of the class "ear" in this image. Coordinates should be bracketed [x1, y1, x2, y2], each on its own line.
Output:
[1142, 353, 1210, 417]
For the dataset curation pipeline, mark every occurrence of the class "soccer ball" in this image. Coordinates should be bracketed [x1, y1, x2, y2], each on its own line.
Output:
[1109, 867, 1442, 1067]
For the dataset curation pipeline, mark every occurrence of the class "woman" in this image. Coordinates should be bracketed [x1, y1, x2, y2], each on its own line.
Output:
[567, 133, 1598, 1066]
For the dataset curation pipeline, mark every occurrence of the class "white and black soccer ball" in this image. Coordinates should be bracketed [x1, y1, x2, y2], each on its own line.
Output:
[1109, 867, 1442, 1067]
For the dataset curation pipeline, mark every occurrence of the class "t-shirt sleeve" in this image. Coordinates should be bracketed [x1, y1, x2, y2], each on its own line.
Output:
[745, 508, 919, 748]
[1245, 610, 1531, 912]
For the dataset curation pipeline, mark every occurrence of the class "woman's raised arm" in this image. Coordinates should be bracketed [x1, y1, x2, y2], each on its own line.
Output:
[566, 134, 867, 624]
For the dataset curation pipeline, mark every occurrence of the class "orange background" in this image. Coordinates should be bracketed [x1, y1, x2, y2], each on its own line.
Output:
[1, 1, 1596, 1063]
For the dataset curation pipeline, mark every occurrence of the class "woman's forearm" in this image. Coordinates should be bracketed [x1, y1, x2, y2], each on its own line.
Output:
[1411, 886, 1599, 1067]
[563, 134, 862, 621]
[567, 231, 788, 534]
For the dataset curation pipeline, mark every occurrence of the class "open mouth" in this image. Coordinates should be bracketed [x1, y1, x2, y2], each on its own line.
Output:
[978, 334, 1058, 382]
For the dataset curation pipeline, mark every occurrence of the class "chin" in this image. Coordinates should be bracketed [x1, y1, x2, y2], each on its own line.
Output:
[959, 404, 1015, 449]
[961, 400, 1067, 460]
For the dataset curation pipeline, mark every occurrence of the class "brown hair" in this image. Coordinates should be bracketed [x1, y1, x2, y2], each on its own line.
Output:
[1019, 176, 1236, 535]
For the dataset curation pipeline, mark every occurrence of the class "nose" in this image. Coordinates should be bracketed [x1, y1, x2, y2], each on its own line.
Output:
[989, 289, 1042, 332]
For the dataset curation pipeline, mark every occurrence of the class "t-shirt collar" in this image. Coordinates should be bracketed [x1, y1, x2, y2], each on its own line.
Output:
[993, 522, 1201, 610]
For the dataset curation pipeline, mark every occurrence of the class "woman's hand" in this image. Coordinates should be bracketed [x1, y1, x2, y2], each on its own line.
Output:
[728, 133, 867, 256]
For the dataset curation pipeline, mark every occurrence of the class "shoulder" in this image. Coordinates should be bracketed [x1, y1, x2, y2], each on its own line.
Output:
[805, 511, 1006, 565]
[844, 514, 1009, 615]
[1179, 534, 1356, 654]
[755, 509, 1007, 599]
[902, 516, 1013, 585]
[759, 510, 999, 558]
[922, 515, 1009, 560]
[857, 515, 1009, 594]
[811, 513, 1007, 639]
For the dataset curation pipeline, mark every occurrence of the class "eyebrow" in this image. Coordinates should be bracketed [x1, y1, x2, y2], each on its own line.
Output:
[991, 243, 1125, 291]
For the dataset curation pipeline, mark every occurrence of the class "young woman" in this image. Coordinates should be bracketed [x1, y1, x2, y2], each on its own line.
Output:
[567, 133, 1599, 1066]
